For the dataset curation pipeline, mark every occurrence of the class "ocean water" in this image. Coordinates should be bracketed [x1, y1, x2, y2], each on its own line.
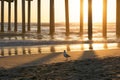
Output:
[1, 23, 116, 41]
[0, 23, 118, 56]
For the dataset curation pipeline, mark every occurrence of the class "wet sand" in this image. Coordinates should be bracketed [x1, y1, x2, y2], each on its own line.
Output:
[0, 49, 120, 69]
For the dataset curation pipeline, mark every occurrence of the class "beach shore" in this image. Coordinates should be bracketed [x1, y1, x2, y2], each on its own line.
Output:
[0, 56, 120, 80]
[0, 49, 120, 69]
[0, 44, 120, 80]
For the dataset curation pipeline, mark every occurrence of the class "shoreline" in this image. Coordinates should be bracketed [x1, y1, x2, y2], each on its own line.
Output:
[0, 39, 120, 47]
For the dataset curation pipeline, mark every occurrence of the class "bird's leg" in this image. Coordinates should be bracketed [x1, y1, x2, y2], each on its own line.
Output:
[66, 58, 68, 61]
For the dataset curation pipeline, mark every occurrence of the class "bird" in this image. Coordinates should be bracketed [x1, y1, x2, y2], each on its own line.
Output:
[63, 50, 71, 61]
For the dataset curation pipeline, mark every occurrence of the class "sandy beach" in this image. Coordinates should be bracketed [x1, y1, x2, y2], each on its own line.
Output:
[0, 49, 120, 80]
[0, 57, 120, 80]
[0, 49, 120, 69]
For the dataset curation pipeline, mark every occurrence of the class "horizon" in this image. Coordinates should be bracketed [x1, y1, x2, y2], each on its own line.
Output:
[0, 22, 116, 28]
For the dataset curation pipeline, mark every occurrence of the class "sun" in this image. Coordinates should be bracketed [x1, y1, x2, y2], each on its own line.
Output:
[69, 0, 116, 23]
[69, 0, 103, 23]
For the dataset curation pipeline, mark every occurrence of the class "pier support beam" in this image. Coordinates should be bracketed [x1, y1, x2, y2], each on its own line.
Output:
[88, 0, 92, 40]
[22, 0, 26, 33]
[50, 0, 55, 35]
[14, 0, 17, 32]
[1, 0, 4, 32]
[116, 0, 120, 38]
[103, 0, 107, 39]
[8, 1, 11, 31]
[37, 0, 41, 33]
[80, 0, 84, 37]
[65, 0, 69, 36]
[27, 0, 32, 31]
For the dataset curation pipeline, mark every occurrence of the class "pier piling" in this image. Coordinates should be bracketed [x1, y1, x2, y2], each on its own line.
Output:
[103, 0, 107, 39]
[80, 0, 84, 37]
[116, 0, 120, 38]
[1, 0, 4, 32]
[50, 0, 55, 35]
[65, 0, 70, 36]
[88, 0, 92, 40]
[22, 0, 26, 33]
[37, 0, 41, 33]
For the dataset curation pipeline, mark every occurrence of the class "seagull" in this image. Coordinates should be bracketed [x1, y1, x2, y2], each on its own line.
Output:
[63, 50, 71, 61]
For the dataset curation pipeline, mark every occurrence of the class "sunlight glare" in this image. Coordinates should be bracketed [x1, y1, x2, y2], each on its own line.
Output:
[1, 0, 116, 23]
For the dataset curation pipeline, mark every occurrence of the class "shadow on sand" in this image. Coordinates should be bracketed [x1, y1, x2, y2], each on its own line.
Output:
[80, 43, 97, 60]
[0, 43, 120, 79]
[0, 55, 120, 80]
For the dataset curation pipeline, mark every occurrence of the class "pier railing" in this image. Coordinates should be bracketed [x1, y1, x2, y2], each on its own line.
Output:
[0, 0, 120, 40]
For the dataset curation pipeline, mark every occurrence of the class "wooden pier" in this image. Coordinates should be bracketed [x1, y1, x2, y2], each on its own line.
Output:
[0, 0, 119, 40]
[116, 0, 120, 38]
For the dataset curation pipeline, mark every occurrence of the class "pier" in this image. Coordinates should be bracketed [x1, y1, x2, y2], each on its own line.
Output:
[0, 0, 119, 39]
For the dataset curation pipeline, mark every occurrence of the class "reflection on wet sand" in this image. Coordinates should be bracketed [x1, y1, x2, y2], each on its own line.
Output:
[38, 47, 41, 53]
[0, 43, 120, 57]
[14, 47, 18, 55]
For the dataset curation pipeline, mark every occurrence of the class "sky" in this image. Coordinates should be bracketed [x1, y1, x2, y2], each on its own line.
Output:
[0, 0, 116, 23]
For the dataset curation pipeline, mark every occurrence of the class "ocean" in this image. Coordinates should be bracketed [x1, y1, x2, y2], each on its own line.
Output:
[1, 23, 116, 40]
[0, 23, 119, 56]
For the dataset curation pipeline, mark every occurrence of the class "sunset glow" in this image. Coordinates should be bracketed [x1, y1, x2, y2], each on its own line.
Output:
[0, 0, 116, 23]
